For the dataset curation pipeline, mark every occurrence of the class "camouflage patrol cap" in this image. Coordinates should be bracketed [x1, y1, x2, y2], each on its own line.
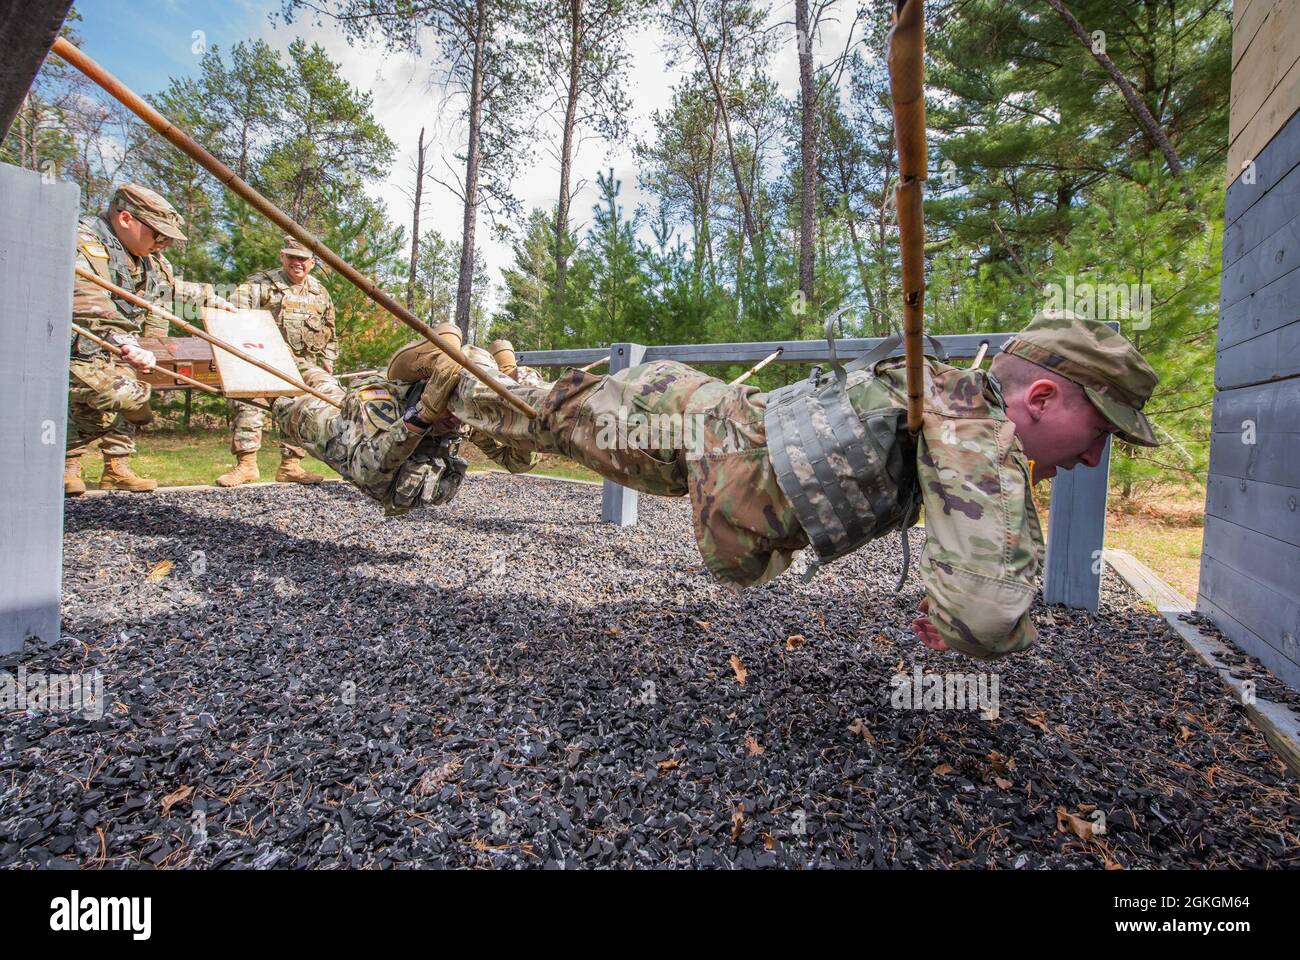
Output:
[280, 235, 315, 258]
[1001, 309, 1159, 447]
[111, 183, 187, 242]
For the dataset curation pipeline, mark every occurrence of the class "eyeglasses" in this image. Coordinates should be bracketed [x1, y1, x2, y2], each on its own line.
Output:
[135, 217, 173, 250]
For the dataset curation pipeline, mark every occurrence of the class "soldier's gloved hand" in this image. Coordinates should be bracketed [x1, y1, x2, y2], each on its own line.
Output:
[120, 343, 156, 373]
[910, 597, 948, 651]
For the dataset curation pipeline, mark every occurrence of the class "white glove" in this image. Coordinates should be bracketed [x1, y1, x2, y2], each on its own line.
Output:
[120, 343, 157, 372]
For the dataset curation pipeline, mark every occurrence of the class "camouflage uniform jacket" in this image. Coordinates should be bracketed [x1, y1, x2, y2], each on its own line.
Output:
[238, 268, 338, 373]
[855, 357, 1045, 660]
[72, 213, 218, 358]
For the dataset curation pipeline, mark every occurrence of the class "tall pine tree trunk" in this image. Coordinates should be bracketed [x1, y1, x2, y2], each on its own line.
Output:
[455, 1, 488, 338]
[795, 0, 817, 305]
[553, 0, 582, 307]
[406, 127, 426, 312]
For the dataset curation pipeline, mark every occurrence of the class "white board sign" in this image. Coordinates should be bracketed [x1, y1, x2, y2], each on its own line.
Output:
[202, 308, 304, 399]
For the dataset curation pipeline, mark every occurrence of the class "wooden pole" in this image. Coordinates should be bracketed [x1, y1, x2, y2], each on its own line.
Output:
[729, 347, 783, 386]
[71, 322, 272, 412]
[51, 36, 535, 420]
[75, 267, 341, 409]
[888, 0, 927, 434]
[579, 355, 611, 373]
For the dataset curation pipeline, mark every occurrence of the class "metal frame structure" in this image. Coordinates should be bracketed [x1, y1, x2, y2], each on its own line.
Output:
[519, 331, 1113, 613]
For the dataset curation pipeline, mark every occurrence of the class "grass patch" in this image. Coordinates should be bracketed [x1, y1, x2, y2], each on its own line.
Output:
[84, 428, 602, 488]
[1104, 517, 1203, 601]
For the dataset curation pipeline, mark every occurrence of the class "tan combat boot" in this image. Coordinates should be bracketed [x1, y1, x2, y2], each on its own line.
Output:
[99, 455, 158, 492]
[276, 454, 323, 484]
[215, 452, 260, 488]
[387, 321, 469, 422]
[64, 453, 86, 497]
[488, 339, 518, 379]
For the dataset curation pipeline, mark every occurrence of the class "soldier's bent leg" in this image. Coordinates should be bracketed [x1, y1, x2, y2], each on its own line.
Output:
[271, 368, 347, 456]
[67, 357, 151, 456]
[449, 362, 808, 587]
[98, 426, 137, 458]
[273, 369, 464, 511]
[229, 400, 265, 455]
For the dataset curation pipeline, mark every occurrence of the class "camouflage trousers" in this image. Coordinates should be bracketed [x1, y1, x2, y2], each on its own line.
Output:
[229, 398, 305, 458]
[450, 362, 810, 588]
[272, 370, 466, 515]
[67, 355, 152, 457]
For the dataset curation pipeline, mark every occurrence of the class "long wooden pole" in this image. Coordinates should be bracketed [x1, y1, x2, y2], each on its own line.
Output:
[76, 266, 341, 409]
[888, 0, 927, 434]
[70, 322, 273, 412]
[729, 347, 783, 386]
[51, 36, 535, 421]
[579, 355, 611, 373]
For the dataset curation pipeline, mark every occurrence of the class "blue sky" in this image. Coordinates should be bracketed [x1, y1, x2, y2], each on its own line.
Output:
[72, 0, 270, 94]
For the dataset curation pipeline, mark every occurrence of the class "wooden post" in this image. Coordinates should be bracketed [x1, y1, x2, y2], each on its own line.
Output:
[0, 0, 74, 138]
[601, 342, 645, 527]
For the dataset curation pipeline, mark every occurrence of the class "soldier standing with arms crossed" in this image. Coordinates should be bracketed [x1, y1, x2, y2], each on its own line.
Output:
[215, 235, 338, 487]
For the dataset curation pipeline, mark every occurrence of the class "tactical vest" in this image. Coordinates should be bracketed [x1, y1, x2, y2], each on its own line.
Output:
[73, 215, 174, 359]
[764, 330, 943, 585]
[259, 271, 332, 362]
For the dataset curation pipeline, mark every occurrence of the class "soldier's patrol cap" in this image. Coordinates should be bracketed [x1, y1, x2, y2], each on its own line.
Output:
[280, 235, 315, 258]
[111, 183, 187, 242]
[1001, 309, 1160, 447]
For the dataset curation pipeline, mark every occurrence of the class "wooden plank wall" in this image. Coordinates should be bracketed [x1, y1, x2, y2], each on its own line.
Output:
[1202, 1, 1300, 690]
[1228, 0, 1300, 185]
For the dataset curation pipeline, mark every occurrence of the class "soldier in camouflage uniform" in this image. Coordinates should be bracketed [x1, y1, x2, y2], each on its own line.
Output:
[269, 323, 535, 504]
[67, 183, 234, 495]
[214, 235, 338, 488]
[276, 312, 1157, 661]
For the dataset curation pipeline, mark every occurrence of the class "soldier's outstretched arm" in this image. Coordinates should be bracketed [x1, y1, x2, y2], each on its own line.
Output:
[914, 411, 1044, 659]
[159, 256, 236, 315]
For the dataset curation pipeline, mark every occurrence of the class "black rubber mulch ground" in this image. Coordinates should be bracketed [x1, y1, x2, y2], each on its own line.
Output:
[2, 475, 1297, 868]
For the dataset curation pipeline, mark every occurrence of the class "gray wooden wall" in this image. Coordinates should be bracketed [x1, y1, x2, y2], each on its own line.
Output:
[1201, 103, 1300, 691]
[0, 164, 78, 652]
